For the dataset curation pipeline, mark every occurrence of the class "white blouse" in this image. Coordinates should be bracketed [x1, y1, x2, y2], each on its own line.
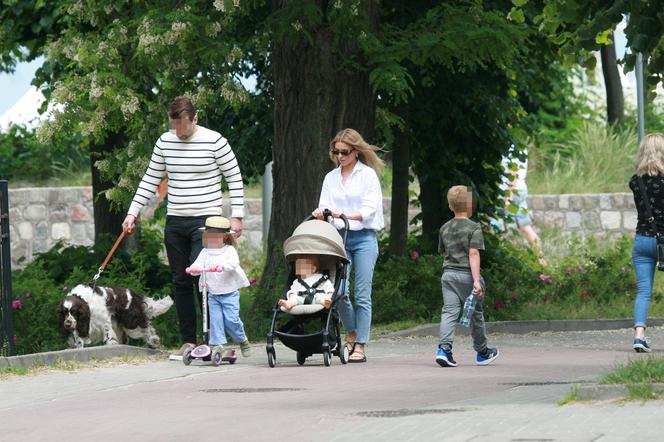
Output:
[318, 161, 384, 231]
[190, 245, 250, 294]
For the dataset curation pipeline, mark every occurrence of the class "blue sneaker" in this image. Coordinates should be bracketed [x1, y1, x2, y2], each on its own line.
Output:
[476, 347, 499, 366]
[435, 347, 457, 367]
[633, 338, 651, 353]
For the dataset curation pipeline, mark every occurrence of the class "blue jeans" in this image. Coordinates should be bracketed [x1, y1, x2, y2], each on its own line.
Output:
[337, 229, 379, 344]
[208, 291, 246, 346]
[633, 234, 657, 328]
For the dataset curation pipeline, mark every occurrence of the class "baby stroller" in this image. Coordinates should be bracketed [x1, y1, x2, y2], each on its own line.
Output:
[266, 212, 349, 367]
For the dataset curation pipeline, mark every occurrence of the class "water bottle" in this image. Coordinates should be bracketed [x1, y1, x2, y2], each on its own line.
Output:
[459, 290, 479, 327]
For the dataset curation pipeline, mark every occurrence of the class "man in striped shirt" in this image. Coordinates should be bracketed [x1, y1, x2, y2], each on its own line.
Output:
[122, 96, 245, 349]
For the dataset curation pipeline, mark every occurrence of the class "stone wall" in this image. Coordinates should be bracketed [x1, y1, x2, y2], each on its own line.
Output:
[6, 187, 637, 268]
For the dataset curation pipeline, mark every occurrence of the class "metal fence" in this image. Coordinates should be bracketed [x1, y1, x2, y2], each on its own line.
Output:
[0, 180, 15, 356]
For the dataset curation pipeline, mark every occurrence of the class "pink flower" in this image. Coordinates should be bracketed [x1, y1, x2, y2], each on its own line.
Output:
[565, 267, 573, 274]
[410, 250, 420, 260]
[538, 273, 553, 282]
[62, 286, 69, 293]
[577, 266, 584, 273]
[249, 278, 257, 286]
[12, 335, 16, 345]
[494, 299, 505, 310]
[12, 299, 23, 310]
[580, 290, 589, 298]
[543, 294, 549, 302]
[22, 290, 31, 298]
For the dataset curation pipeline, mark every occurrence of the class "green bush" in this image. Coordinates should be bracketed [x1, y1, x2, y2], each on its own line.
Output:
[368, 231, 637, 326]
[0, 125, 88, 184]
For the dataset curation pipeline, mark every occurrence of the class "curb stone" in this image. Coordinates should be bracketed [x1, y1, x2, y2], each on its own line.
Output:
[385, 318, 664, 338]
[0, 345, 165, 368]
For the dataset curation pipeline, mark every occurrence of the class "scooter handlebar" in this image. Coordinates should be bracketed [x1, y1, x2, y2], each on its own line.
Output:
[185, 266, 224, 275]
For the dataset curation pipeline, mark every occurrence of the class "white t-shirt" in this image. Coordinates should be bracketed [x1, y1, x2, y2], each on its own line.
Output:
[190, 245, 249, 294]
[318, 161, 384, 231]
[500, 148, 528, 192]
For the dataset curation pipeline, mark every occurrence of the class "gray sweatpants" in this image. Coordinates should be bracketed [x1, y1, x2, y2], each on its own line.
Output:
[438, 269, 488, 353]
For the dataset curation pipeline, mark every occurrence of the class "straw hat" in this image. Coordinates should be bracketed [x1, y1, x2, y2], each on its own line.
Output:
[199, 216, 234, 233]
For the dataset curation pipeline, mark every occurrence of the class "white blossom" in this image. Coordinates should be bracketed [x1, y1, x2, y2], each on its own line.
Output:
[213, 0, 225, 12]
[292, 21, 303, 32]
[120, 95, 141, 117]
[207, 21, 222, 37]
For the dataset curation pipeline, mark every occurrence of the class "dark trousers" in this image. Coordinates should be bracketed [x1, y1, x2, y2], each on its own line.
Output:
[164, 215, 206, 344]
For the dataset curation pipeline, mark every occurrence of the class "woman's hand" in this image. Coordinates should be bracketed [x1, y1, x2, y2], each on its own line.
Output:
[330, 208, 343, 218]
[312, 208, 324, 219]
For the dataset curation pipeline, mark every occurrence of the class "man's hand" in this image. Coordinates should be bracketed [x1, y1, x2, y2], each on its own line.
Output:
[231, 218, 243, 238]
[122, 215, 137, 235]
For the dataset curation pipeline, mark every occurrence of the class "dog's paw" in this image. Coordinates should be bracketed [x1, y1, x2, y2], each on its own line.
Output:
[147, 336, 161, 348]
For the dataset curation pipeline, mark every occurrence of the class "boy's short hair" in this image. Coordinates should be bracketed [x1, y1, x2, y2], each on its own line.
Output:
[447, 185, 473, 213]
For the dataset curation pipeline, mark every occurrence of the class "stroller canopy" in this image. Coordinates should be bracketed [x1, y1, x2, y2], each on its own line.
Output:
[283, 220, 348, 262]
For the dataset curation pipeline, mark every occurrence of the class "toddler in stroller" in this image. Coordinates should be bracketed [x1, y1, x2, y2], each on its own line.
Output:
[266, 215, 350, 367]
[278, 255, 334, 311]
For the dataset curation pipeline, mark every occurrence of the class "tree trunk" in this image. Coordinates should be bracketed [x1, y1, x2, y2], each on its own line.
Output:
[600, 37, 624, 125]
[90, 132, 126, 243]
[255, 0, 378, 317]
[418, 172, 444, 254]
[389, 121, 411, 257]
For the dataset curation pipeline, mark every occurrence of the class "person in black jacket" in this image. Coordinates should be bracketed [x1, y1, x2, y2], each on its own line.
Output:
[628, 133, 664, 353]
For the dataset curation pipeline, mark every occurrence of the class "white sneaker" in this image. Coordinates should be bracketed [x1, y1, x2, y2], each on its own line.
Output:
[169, 343, 195, 361]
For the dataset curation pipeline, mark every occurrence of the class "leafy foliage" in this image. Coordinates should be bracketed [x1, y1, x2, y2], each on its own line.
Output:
[0, 125, 87, 181]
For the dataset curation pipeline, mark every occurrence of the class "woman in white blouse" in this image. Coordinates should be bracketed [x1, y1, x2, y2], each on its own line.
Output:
[312, 128, 384, 363]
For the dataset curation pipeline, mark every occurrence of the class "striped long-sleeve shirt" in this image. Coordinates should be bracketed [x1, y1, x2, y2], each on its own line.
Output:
[127, 126, 244, 218]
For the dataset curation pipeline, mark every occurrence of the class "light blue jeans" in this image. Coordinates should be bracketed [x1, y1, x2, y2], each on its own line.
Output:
[208, 291, 246, 346]
[633, 234, 658, 328]
[337, 229, 379, 344]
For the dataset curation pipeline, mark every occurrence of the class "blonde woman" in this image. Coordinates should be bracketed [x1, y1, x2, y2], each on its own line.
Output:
[312, 129, 384, 363]
[629, 133, 664, 353]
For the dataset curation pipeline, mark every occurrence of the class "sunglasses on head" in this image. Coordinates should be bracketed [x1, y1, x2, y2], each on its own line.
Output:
[330, 148, 353, 157]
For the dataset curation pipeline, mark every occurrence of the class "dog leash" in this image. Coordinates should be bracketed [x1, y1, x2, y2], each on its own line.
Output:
[91, 230, 127, 287]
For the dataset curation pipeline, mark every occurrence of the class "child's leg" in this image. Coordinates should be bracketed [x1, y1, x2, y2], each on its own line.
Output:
[439, 270, 469, 350]
[219, 291, 247, 343]
[470, 277, 489, 353]
[208, 294, 227, 345]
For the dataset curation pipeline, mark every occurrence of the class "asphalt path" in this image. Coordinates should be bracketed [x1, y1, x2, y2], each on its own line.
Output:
[2, 327, 663, 441]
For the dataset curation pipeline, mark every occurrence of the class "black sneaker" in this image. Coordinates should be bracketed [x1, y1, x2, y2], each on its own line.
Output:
[633, 338, 651, 353]
[435, 347, 457, 367]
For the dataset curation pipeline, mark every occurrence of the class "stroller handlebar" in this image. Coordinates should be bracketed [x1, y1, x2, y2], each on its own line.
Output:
[308, 209, 349, 244]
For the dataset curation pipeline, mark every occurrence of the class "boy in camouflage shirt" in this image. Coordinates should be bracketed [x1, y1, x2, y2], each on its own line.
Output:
[435, 185, 499, 367]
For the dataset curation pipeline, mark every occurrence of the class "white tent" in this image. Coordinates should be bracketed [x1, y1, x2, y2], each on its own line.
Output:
[0, 86, 46, 132]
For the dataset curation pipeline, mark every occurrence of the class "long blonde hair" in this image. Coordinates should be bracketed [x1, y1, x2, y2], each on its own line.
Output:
[636, 133, 664, 176]
[329, 128, 385, 174]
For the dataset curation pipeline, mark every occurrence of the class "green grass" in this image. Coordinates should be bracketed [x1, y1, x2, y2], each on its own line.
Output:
[558, 386, 584, 406]
[528, 122, 637, 194]
[599, 357, 664, 385]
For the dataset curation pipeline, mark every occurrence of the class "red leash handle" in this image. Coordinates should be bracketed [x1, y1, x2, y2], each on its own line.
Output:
[92, 230, 127, 284]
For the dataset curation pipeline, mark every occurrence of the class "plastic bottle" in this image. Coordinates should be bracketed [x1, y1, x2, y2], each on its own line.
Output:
[459, 290, 479, 327]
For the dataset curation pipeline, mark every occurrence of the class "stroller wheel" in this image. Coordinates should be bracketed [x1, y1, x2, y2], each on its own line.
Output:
[182, 347, 193, 366]
[296, 351, 306, 366]
[339, 344, 349, 364]
[323, 351, 331, 367]
[267, 349, 276, 368]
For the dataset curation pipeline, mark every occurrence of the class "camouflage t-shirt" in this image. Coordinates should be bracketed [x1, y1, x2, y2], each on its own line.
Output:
[438, 217, 485, 271]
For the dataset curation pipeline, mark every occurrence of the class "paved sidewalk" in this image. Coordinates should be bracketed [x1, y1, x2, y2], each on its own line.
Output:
[1, 327, 663, 441]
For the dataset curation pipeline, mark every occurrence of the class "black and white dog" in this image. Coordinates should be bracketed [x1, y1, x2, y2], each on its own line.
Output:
[57, 284, 173, 349]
